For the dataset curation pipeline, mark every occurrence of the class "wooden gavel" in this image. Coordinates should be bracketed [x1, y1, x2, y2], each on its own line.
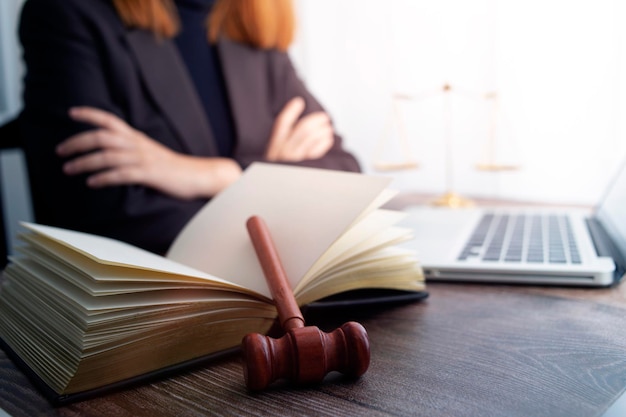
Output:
[242, 216, 370, 391]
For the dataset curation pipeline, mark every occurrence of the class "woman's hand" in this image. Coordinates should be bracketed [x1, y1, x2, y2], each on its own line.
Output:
[265, 97, 334, 162]
[57, 107, 241, 199]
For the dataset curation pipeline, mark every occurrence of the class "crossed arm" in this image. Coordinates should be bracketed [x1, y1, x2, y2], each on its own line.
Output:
[57, 96, 334, 200]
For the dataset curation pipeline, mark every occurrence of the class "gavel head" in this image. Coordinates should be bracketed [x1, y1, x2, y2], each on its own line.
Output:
[241, 321, 370, 391]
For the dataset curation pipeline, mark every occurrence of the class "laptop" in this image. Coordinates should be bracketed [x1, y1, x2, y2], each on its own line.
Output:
[399, 158, 626, 286]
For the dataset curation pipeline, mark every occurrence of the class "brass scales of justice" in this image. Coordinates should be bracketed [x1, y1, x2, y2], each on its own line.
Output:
[372, 83, 520, 208]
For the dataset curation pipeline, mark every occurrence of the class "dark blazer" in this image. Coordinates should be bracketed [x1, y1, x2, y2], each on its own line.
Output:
[18, 0, 360, 254]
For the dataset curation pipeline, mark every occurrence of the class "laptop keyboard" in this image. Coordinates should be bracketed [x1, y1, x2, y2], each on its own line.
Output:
[458, 213, 582, 264]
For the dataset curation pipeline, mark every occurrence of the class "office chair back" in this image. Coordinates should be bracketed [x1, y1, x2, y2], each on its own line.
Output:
[0, 117, 23, 267]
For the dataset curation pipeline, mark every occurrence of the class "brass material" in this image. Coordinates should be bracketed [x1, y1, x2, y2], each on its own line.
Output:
[431, 192, 475, 208]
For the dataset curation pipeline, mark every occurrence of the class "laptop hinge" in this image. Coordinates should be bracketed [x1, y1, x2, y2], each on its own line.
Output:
[586, 218, 626, 284]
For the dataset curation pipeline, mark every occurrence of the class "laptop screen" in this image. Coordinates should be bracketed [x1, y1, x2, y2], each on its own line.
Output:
[595, 157, 626, 264]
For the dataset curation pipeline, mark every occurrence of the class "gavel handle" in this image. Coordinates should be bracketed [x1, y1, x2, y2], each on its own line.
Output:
[246, 216, 305, 331]
[243, 215, 371, 391]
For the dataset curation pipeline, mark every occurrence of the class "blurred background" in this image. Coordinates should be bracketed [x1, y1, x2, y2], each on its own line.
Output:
[0, 0, 30, 252]
[1, 0, 625, 244]
[289, 0, 626, 205]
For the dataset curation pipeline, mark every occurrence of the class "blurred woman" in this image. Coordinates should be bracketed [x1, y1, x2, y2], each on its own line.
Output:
[18, 0, 360, 253]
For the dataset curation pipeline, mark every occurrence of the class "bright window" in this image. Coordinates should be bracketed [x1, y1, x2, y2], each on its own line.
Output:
[292, 0, 626, 204]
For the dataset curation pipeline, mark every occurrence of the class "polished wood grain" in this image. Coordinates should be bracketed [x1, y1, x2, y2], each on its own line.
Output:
[246, 216, 304, 331]
[1, 282, 626, 417]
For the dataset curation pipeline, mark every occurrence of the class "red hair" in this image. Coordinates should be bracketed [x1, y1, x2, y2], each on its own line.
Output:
[112, 0, 295, 51]
[112, 0, 179, 38]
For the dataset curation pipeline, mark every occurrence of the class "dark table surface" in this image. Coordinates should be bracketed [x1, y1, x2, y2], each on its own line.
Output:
[1, 281, 626, 417]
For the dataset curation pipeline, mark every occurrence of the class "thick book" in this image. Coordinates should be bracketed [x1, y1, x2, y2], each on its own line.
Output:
[0, 163, 425, 404]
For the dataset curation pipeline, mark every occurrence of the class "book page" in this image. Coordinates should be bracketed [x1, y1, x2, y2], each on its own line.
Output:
[19, 223, 240, 288]
[293, 209, 408, 293]
[167, 163, 391, 298]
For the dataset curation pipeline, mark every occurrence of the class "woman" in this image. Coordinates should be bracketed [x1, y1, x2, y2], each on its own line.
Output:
[18, 0, 360, 254]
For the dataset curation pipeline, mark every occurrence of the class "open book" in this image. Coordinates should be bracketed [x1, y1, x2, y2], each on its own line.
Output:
[0, 163, 424, 403]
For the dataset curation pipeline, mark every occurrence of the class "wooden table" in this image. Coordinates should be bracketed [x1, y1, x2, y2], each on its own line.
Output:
[1, 281, 625, 417]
